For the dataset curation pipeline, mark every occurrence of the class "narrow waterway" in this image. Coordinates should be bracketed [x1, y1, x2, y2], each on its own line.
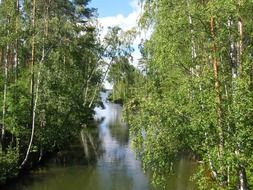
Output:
[2, 92, 197, 190]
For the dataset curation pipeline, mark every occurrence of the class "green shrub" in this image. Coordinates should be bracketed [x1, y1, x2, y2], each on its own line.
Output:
[0, 150, 19, 184]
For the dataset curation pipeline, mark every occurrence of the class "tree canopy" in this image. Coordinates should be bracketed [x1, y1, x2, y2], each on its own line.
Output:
[0, 0, 103, 183]
[122, 0, 253, 189]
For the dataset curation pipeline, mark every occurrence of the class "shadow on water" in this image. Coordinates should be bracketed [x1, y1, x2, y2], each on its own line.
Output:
[1, 91, 197, 190]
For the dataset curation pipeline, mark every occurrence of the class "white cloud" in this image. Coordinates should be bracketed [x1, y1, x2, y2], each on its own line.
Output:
[98, 0, 141, 38]
[130, 0, 140, 10]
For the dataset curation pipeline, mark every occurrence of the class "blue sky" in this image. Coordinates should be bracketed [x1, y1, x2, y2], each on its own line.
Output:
[89, 0, 133, 17]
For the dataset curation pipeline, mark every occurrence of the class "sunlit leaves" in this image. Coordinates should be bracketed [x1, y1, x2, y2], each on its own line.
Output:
[126, 0, 253, 189]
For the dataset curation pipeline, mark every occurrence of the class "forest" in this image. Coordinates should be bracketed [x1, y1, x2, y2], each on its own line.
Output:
[118, 0, 253, 189]
[1, 0, 253, 190]
[0, 0, 106, 183]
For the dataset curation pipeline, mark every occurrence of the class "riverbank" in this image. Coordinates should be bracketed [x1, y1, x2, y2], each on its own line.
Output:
[0, 116, 98, 187]
[1, 92, 197, 190]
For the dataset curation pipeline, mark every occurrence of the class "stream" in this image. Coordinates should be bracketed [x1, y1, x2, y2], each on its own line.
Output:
[1, 91, 197, 190]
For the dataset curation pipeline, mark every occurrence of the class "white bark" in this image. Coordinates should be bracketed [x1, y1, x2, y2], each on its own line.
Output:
[20, 25, 54, 167]
[228, 19, 237, 79]
[21, 0, 37, 167]
[88, 87, 98, 108]
[21, 51, 43, 168]
[237, 12, 247, 190]
[1, 45, 9, 151]
[238, 166, 248, 190]
[88, 58, 114, 108]
[238, 17, 243, 58]
[14, 0, 20, 84]
[187, 0, 196, 59]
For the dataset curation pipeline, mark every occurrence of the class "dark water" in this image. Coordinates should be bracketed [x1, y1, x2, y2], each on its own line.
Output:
[2, 92, 197, 190]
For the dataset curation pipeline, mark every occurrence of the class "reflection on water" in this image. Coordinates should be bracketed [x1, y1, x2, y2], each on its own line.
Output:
[94, 92, 152, 190]
[1, 91, 196, 190]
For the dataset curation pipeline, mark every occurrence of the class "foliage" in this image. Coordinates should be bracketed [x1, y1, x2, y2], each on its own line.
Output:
[0, 149, 19, 184]
[0, 0, 103, 183]
[122, 0, 253, 189]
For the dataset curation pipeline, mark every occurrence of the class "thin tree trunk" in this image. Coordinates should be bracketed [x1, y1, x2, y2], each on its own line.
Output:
[1, 45, 9, 152]
[186, 0, 196, 59]
[187, 1, 219, 180]
[88, 87, 99, 108]
[88, 60, 113, 108]
[83, 64, 98, 107]
[228, 19, 237, 79]
[83, 80, 90, 107]
[238, 15, 243, 73]
[236, 5, 248, 188]
[14, 0, 19, 82]
[210, 17, 224, 155]
[21, 0, 53, 166]
[21, 70, 40, 167]
[21, 43, 53, 167]
[21, 0, 36, 168]
[37, 0, 49, 164]
[210, 17, 228, 185]
[238, 164, 248, 190]
[1, 14, 10, 151]
[0, 48, 2, 152]
[11, 0, 20, 146]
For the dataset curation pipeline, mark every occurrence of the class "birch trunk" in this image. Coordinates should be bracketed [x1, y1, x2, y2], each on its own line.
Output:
[210, 17, 224, 155]
[236, 5, 248, 189]
[1, 45, 9, 152]
[21, 0, 36, 167]
[37, 0, 50, 164]
[14, 0, 19, 82]
[88, 59, 113, 108]
[1, 13, 11, 151]
[238, 166, 248, 190]
[228, 19, 237, 79]
[210, 17, 228, 185]
[187, 0, 219, 180]
[238, 16, 243, 73]
[0, 49, 2, 152]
